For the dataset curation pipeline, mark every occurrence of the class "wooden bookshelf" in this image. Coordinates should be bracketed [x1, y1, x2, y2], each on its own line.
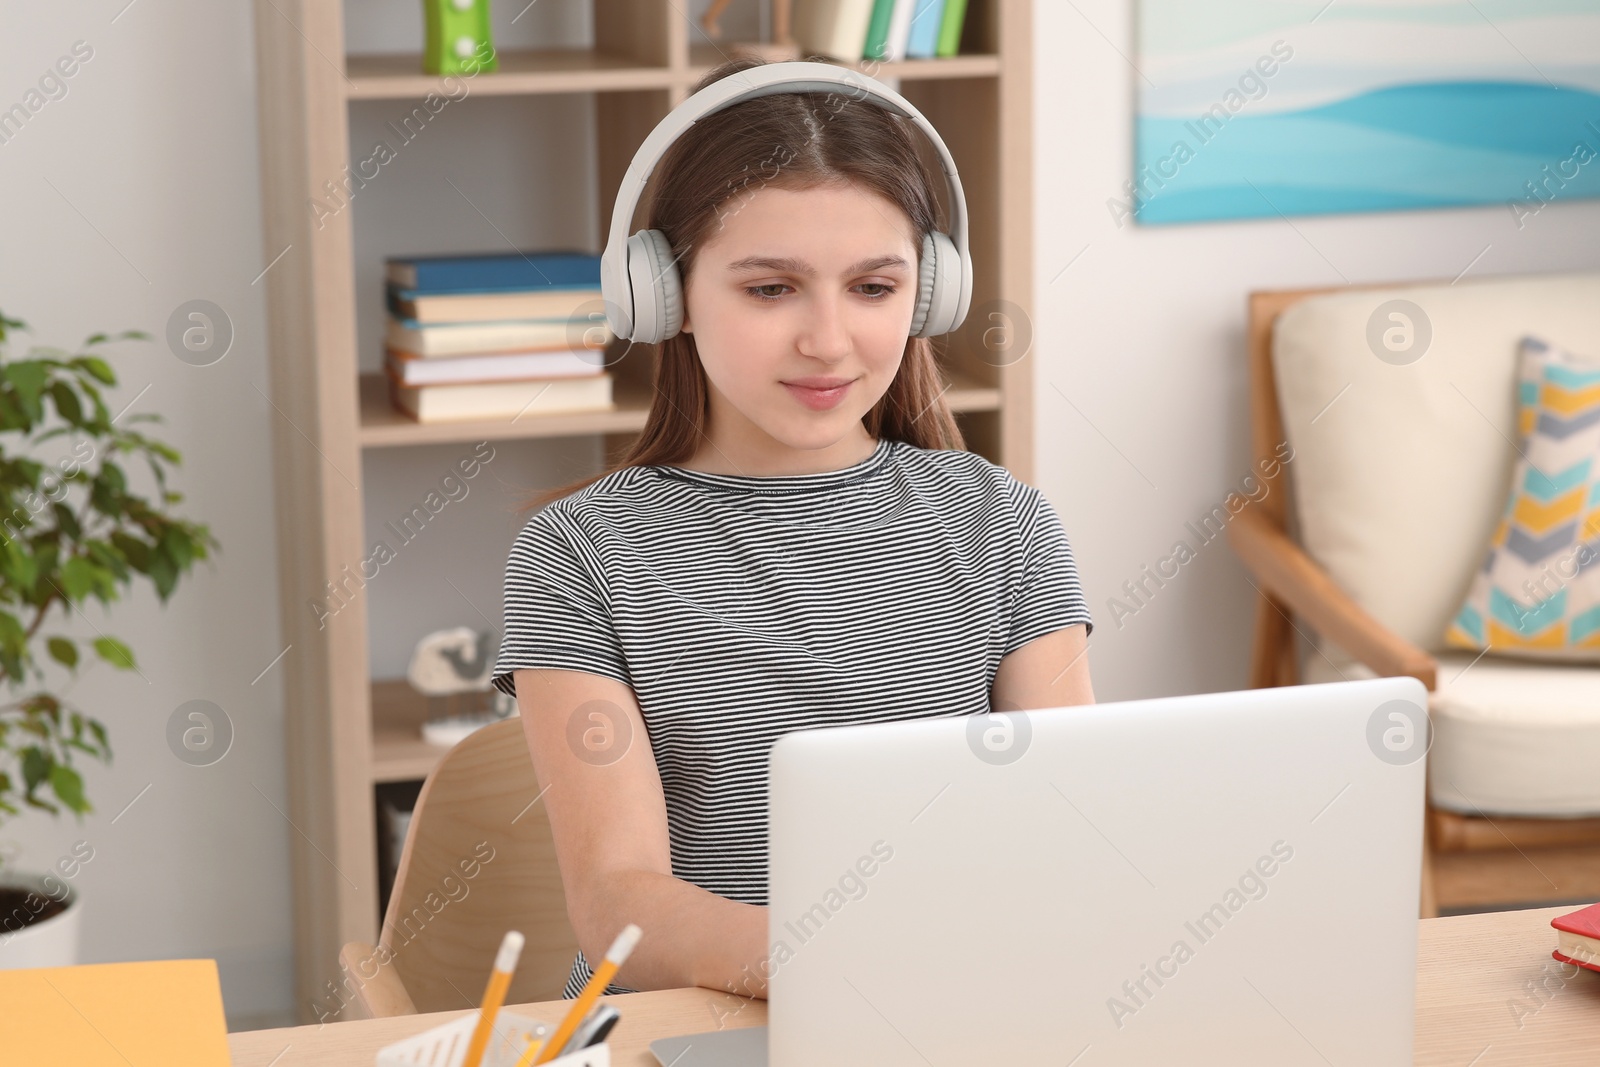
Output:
[254, 0, 1035, 1020]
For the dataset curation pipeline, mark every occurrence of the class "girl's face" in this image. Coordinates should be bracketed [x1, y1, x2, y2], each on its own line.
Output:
[679, 181, 920, 473]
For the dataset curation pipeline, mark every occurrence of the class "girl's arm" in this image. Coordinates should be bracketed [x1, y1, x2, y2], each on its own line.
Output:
[513, 667, 771, 997]
[989, 623, 1095, 710]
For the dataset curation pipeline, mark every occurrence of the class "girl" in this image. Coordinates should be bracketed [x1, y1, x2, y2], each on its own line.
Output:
[491, 56, 1094, 1001]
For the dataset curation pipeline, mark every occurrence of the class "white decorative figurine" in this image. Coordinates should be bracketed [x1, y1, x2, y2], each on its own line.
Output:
[408, 626, 518, 747]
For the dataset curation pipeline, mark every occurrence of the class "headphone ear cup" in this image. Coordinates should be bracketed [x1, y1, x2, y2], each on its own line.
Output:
[625, 229, 684, 344]
[648, 229, 685, 341]
[910, 232, 938, 338]
[912, 230, 964, 338]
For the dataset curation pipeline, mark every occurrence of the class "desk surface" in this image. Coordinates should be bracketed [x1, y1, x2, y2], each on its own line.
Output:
[231, 905, 1600, 1066]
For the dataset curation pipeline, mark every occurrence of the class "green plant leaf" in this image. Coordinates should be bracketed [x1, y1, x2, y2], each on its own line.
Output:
[111, 531, 151, 572]
[49, 381, 83, 426]
[93, 636, 135, 670]
[148, 551, 177, 600]
[86, 540, 128, 583]
[48, 764, 88, 814]
[161, 525, 195, 571]
[21, 747, 48, 792]
[5, 361, 49, 426]
[91, 462, 127, 516]
[76, 356, 116, 384]
[52, 501, 81, 542]
[47, 636, 77, 669]
[29, 542, 59, 598]
[1, 544, 36, 590]
[0, 393, 24, 433]
[61, 556, 96, 600]
[11, 454, 45, 485]
[87, 719, 110, 758]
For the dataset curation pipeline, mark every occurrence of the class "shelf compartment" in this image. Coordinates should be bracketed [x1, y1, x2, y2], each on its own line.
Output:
[370, 679, 455, 783]
[358, 371, 1001, 449]
[345, 49, 676, 100]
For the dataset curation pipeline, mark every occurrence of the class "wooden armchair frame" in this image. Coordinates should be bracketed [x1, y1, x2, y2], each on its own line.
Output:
[1229, 281, 1600, 918]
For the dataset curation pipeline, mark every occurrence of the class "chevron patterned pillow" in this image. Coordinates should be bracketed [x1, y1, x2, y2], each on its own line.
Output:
[1445, 336, 1600, 659]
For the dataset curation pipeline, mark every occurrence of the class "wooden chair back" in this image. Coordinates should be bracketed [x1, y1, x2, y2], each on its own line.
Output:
[377, 718, 577, 1012]
[1243, 280, 1435, 687]
[1245, 283, 1350, 532]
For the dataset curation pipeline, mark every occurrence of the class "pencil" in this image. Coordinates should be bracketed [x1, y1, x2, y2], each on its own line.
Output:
[532, 924, 642, 1064]
[462, 930, 525, 1067]
[511, 1037, 545, 1067]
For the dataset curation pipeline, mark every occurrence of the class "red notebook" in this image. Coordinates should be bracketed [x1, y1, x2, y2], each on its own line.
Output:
[1551, 901, 1600, 973]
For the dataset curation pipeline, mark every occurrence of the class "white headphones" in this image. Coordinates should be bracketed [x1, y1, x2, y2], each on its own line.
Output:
[599, 61, 973, 345]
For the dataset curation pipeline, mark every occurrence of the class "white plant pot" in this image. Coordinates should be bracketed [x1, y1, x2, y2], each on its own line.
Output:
[0, 872, 80, 969]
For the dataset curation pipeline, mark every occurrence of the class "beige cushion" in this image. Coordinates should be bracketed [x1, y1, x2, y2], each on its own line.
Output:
[1303, 650, 1600, 817]
[1273, 272, 1600, 652]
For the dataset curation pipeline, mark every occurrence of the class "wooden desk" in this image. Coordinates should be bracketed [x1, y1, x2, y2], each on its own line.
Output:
[231, 905, 1600, 1065]
[231, 985, 752, 1067]
[1413, 905, 1599, 1064]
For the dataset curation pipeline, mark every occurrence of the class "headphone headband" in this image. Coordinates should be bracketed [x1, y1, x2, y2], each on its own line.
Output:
[600, 61, 971, 341]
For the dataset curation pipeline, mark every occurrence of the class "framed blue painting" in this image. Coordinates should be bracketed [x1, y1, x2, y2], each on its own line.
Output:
[1128, 0, 1600, 226]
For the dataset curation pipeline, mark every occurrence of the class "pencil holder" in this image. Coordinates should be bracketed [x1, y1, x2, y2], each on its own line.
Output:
[375, 1009, 610, 1067]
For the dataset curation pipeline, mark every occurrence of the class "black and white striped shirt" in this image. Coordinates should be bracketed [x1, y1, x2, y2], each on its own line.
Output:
[492, 437, 1092, 997]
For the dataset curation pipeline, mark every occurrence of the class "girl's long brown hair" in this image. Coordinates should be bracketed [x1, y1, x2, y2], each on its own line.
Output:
[523, 55, 965, 512]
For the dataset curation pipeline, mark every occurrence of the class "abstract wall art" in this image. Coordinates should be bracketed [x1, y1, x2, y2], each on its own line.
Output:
[1127, 1, 1600, 226]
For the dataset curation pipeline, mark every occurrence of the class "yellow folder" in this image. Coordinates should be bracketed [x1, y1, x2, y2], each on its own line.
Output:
[0, 958, 231, 1065]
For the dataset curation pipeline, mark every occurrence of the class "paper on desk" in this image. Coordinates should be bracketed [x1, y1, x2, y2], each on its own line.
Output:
[0, 958, 231, 1065]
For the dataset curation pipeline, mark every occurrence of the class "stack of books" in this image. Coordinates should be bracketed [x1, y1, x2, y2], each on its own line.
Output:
[793, 0, 970, 63]
[384, 249, 616, 423]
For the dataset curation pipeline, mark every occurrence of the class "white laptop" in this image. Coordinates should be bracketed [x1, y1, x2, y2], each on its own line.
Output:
[653, 676, 1429, 1066]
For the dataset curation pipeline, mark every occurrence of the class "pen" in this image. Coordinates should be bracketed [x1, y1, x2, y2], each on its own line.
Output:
[533, 924, 642, 1064]
[575, 1006, 620, 1049]
[462, 930, 525, 1067]
[554, 1004, 620, 1058]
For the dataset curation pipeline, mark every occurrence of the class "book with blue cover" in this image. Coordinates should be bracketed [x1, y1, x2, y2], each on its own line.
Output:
[906, 0, 946, 58]
[385, 249, 601, 294]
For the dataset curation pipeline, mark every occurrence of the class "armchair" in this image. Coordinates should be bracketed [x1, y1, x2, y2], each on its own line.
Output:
[1228, 273, 1600, 918]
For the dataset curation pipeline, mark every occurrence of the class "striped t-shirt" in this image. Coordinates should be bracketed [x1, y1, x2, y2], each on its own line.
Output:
[491, 437, 1092, 997]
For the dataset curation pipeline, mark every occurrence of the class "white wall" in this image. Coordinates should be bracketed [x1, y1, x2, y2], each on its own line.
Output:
[1032, 0, 1600, 703]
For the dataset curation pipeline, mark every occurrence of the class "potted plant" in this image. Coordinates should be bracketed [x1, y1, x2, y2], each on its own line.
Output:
[0, 311, 214, 968]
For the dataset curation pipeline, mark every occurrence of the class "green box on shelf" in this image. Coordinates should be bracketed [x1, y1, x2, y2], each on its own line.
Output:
[423, 0, 498, 76]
